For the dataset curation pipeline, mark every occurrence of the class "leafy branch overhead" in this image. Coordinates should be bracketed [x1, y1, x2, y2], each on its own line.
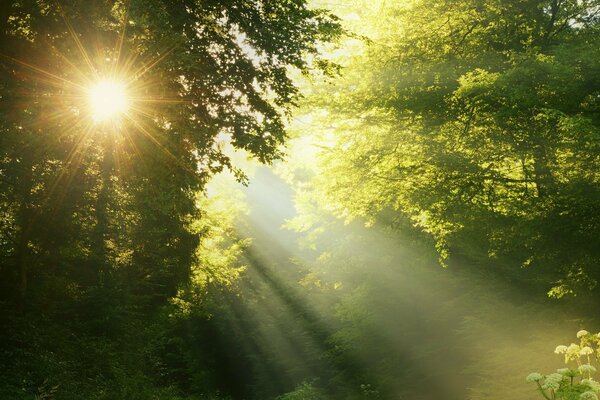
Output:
[288, 0, 600, 297]
[0, 0, 342, 307]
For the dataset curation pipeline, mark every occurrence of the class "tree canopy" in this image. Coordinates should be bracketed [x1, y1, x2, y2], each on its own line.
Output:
[0, 0, 341, 309]
[0, 1, 341, 398]
[288, 0, 600, 297]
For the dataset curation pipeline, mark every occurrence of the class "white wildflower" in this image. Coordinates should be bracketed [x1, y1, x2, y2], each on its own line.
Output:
[567, 343, 583, 361]
[580, 391, 599, 400]
[578, 330, 591, 339]
[546, 372, 565, 382]
[555, 345, 568, 354]
[582, 347, 595, 356]
[526, 372, 544, 382]
[558, 368, 579, 377]
[542, 373, 565, 390]
[569, 343, 582, 353]
[580, 364, 597, 374]
[542, 380, 561, 391]
[582, 379, 600, 393]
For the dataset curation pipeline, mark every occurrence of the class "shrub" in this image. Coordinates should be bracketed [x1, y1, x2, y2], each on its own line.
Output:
[527, 330, 600, 400]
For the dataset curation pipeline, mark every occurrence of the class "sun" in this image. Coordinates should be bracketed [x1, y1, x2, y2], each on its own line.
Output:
[88, 80, 129, 122]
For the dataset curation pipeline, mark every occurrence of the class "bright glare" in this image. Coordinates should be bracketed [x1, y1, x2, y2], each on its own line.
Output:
[88, 80, 129, 122]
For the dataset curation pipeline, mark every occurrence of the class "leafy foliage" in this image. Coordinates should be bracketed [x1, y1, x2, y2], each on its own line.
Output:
[3, 1, 600, 399]
[287, 0, 600, 296]
[276, 382, 328, 400]
[0, 1, 340, 398]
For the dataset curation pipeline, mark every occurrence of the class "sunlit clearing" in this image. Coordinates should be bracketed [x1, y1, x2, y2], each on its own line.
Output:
[88, 80, 129, 122]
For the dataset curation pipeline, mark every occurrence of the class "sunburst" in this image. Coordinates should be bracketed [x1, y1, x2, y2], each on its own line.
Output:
[88, 80, 130, 122]
[0, 3, 209, 210]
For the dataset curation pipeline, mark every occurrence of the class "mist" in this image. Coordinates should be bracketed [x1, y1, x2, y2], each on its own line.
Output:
[200, 166, 590, 400]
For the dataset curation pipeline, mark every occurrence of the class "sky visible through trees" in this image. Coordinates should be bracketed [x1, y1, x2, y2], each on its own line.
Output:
[1, 1, 600, 399]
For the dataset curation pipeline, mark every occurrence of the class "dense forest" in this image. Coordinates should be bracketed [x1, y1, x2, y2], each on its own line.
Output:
[2, 1, 600, 399]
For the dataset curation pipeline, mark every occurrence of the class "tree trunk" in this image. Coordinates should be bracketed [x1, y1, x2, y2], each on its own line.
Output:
[15, 154, 34, 312]
[0, 1, 10, 38]
[92, 137, 113, 287]
[533, 143, 554, 199]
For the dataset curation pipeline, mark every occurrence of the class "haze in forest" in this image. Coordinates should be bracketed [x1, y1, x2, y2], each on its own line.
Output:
[1, 1, 600, 400]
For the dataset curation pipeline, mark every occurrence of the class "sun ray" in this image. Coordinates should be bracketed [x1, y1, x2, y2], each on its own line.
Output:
[129, 44, 179, 82]
[128, 97, 189, 105]
[44, 120, 97, 199]
[3, 1, 209, 237]
[124, 105, 158, 121]
[119, 124, 150, 172]
[45, 38, 96, 88]
[112, 0, 131, 77]
[57, 4, 98, 79]
[123, 114, 203, 182]
[0, 53, 87, 91]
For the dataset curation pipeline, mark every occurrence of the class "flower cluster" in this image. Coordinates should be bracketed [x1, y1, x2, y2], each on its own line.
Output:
[528, 329, 600, 400]
[581, 392, 598, 400]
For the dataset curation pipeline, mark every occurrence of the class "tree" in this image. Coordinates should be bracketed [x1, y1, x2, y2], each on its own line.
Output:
[0, 1, 341, 398]
[0, 0, 342, 309]
[289, 0, 600, 297]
